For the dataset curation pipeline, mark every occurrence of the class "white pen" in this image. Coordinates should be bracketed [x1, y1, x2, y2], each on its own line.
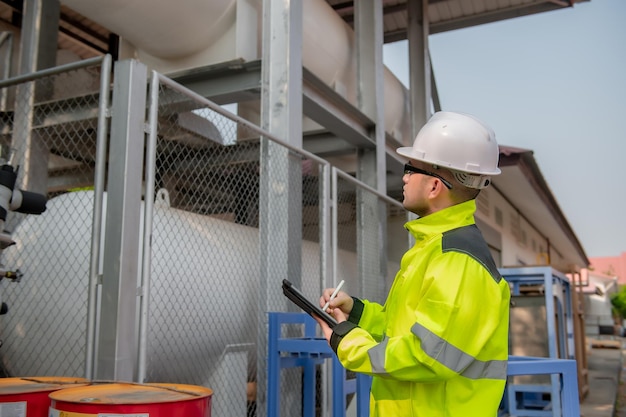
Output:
[322, 280, 345, 312]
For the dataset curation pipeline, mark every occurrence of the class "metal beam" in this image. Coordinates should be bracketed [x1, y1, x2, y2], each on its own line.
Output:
[172, 60, 262, 105]
[173, 61, 379, 155]
[303, 68, 374, 149]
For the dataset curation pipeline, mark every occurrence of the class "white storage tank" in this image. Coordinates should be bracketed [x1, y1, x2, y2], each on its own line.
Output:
[59, 0, 411, 145]
[0, 189, 371, 382]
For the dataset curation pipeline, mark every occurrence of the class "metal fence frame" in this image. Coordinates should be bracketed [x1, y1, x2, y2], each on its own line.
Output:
[0, 55, 112, 379]
[139, 70, 406, 416]
[0, 57, 407, 417]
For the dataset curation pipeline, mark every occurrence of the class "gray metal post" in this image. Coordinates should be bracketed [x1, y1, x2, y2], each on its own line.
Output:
[96, 59, 147, 381]
[85, 54, 113, 380]
[19, 0, 59, 74]
[405, 0, 429, 230]
[354, 1, 388, 300]
[408, 0, 431, 133]
[12, 0, 60, 195]
[0, 32, 13, 111]
[257, 0, 304, 415]
[355, 0, 386, 192]
[137, 70, 160, 383]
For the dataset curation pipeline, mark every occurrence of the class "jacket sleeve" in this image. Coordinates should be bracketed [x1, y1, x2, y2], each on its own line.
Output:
[332, 252, 509, 382]
[348, 297, 386, 341]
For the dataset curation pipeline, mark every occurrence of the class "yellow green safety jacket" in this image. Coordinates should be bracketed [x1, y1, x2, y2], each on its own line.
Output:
[330, 200, 510, 416]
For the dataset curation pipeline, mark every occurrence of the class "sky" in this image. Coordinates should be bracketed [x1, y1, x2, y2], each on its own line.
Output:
[383, 0, 626, 259]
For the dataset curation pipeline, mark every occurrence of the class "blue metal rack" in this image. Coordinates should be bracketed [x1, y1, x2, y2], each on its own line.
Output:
[500, 266, 576, 416]
[507, 356, 580, 417]
[267, 312, 371, 417]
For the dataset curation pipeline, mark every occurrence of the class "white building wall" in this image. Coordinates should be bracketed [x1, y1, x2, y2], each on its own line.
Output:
[475, 187, 554, 269]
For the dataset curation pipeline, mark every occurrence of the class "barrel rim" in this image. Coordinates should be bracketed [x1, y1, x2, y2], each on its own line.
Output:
[0, 377, 90, 395]
[49, 382, 213, 405]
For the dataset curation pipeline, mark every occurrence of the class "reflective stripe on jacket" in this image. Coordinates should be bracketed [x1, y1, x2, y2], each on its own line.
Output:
[330, 199, 510, 417]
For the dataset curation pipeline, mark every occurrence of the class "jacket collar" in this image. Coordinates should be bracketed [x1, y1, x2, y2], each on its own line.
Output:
[404, 199, 477, 242]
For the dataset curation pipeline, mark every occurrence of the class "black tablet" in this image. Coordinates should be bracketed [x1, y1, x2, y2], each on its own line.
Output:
[282, 279, 338, 328]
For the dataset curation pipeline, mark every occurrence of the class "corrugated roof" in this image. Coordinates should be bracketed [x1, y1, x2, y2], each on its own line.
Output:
[328, 0, 588, 42]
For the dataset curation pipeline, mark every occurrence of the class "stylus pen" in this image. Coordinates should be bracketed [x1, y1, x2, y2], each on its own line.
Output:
[322, 280, 345, 312]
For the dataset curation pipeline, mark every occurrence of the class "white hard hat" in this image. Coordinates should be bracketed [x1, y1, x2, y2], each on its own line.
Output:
[396, 111, 501, 189]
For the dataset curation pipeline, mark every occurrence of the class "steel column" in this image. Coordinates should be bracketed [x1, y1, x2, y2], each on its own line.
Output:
[96, 59, 147, 381]
[354, 0, 388, 303]
[258, 1, 304, 416]
[12, 0, 60, 195]
[407, 0, 431, 133]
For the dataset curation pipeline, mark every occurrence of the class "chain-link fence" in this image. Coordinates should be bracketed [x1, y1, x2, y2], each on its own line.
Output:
[0, 56, 111, 377]
[0, 58, 408, 417]
[332, 169, 405, 305]
[141, 76, 270, 417]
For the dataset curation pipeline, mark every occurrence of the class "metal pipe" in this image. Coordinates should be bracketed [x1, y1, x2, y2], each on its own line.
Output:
[0, 32, 13, 111]
[85, 53, 112, 380]
[0, 56, 104, 89]
[137, 70, 160, 382]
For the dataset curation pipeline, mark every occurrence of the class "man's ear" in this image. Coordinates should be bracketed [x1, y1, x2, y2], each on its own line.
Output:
[427, 178, 443, 198]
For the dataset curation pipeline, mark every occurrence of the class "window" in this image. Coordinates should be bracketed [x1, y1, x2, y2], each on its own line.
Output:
[495, 207, 503, 227]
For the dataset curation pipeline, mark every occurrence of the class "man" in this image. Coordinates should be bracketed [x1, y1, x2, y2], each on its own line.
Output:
[315, 111, 511, 416]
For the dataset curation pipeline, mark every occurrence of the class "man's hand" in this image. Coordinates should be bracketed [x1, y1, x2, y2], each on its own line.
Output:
[319, 288, 354, 318]
[314, 314, 335, 342]
[314, 288, 353, 342]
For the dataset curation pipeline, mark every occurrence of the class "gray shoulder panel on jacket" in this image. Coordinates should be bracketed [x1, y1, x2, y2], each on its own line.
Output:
[441, 224, 502, 283]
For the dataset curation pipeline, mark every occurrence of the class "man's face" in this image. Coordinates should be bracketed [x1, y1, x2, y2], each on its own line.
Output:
[401, 160, 433, 217]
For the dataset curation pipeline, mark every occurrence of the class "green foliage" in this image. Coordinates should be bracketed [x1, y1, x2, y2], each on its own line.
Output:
[611, 285, 626, 318]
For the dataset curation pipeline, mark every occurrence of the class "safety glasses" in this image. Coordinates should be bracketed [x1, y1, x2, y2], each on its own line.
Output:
[403, 164, 453, 189]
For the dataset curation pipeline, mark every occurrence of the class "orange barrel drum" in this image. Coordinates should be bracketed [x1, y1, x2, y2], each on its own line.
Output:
[0, 376, 89, 417]
[49, 382, 213, 417]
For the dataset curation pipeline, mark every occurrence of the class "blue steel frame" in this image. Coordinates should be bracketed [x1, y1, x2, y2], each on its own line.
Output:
[507, 356, 580, 417]
[267, 312, 371, 417]
[500, 266, 576, 416]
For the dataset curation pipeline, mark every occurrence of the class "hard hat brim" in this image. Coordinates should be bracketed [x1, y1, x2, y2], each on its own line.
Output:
[396, 147, 415, 160]
[396, 146, 501, 176]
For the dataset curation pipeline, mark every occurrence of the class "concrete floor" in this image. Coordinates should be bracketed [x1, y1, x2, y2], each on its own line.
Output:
[580, 337, 623, 417]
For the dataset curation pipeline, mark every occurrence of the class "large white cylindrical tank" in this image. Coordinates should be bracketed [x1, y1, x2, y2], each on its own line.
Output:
[59, 0, 411, 145]
[302, 0, 354, 99]
[0, 190, 367, 380]
[0, 191, 94, 376]
[60, 0, 236, 60]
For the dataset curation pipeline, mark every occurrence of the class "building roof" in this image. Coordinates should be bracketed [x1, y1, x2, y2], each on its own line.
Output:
[329, 0, 589, 43]
[578, 268, 618, 294]
[590, 253, 626, 285]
